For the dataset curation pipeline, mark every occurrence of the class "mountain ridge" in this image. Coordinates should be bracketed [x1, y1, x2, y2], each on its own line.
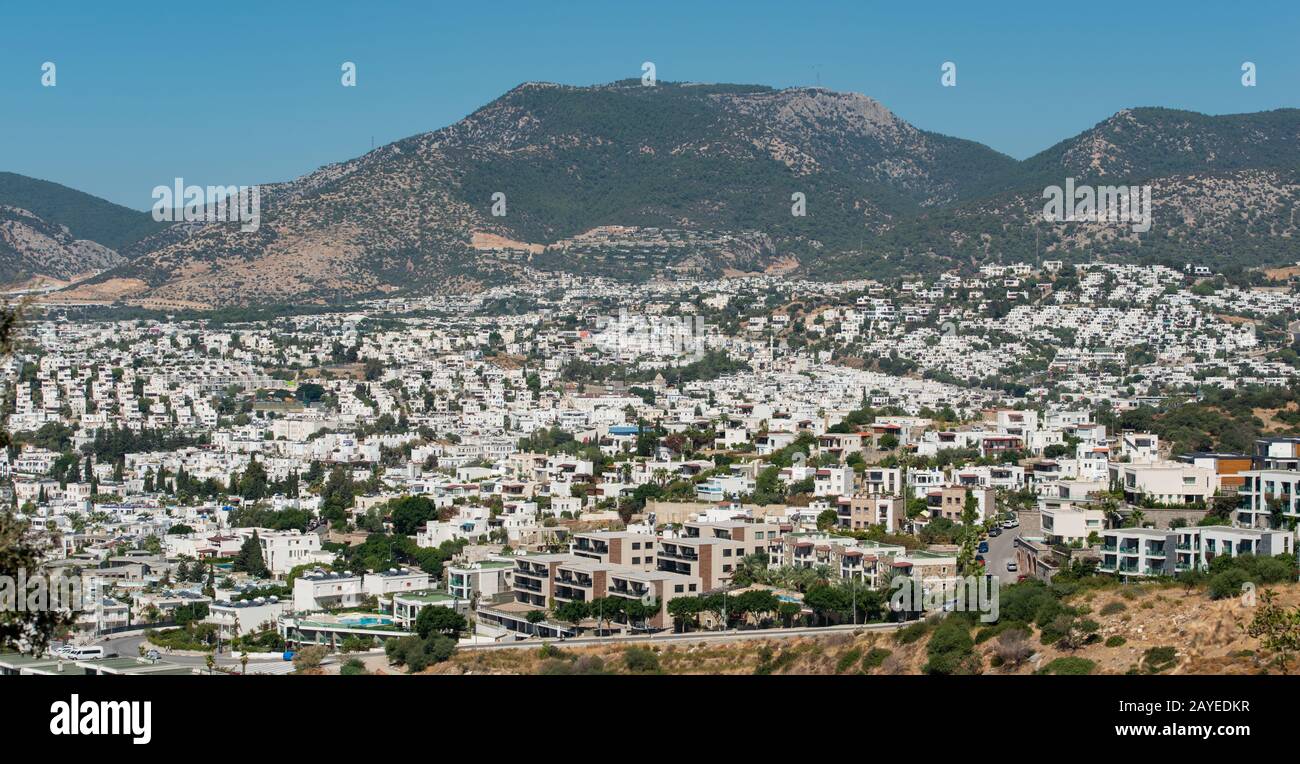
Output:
[8, 82, 1298, 306]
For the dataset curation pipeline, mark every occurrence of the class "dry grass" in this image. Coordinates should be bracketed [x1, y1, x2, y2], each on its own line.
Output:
[383, 582, 1300, 676]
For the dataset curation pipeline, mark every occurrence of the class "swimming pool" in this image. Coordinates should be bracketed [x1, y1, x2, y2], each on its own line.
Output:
[338, 615, 392, 626]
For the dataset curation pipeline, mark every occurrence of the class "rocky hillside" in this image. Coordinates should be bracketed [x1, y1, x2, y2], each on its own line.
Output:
[0, 205, 124, 286]
[19, 84, 1300, 307]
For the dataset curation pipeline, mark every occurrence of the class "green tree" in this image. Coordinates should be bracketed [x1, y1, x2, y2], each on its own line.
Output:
[233, 531, 269, 577]
[415, 606, 467, 640]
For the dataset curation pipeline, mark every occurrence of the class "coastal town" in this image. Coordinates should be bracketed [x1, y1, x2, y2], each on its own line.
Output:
[3, 259, 1298, 676]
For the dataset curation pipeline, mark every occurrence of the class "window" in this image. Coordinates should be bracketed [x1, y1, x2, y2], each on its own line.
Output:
[632, 557, 640, 565]
[674, 584, 684, 593]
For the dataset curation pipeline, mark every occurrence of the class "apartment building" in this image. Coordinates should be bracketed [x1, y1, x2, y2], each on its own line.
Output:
[860, 467, 902, 495]
[392, 590, 466, 630]
[292, 572, 365, 612]
[836, 494, 904, 531]
[1039, 499, 1105, 545]
[206, 597, 290, 638]
[1178, 452, 1254, 492]
[446, 559, 513, 602]
[925, 486, 995, 523]
[1253, 437, 1300, 471]
[1236, 469, 1300, 529]
[1119, 432, 1160, 462]
[1108, 461, 1218, 506]
[890, 550, 960, 596]
[773, 532, 908, 587]
[552, 558, 617, 604]
[507, 553, 571, 610]
[1100, 526, 1294, 577]
[813, 466, 855, 497]
[570, 530, 657, 569]
[606, 568, 698, 630]
[235, 528, 332, 577]
[363, 568, 432, 599]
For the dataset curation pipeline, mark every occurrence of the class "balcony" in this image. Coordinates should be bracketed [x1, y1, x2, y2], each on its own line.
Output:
[659, 548, 698, 562]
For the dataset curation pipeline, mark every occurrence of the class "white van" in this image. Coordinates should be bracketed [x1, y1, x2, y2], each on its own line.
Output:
[60, 646, 105, 660]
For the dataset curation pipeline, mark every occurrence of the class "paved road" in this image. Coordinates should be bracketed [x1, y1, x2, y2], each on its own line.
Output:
[91, 633, 285, 673]
[984, 521, 1023, 585]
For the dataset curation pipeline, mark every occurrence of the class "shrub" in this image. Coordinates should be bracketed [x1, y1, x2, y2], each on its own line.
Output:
[1099, 601, 1126, 616]
[293, 645, 328, 671]
[861, 647, 891, 670]
[538, 658, 573, 675]
[1105, 635, 1127, 648]
[993, 629, 1033, 668]
[340, 657, 367, 676]
[1040, 657, 1095, 675]
[622, 646, 660, 674]
[538, 643, 571, 660]
[894, 620, 931, 645]
[384, 634, 456, 673]
[924, 620, 977, 675]
[1143, 646, 1178, 673]
[927, 621, 974, 656]
[835, 648, 862, 674]
[573, 655, 607, 675]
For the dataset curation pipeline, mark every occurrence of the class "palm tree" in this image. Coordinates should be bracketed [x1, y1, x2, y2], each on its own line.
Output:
[1099, 495, 1122, 528]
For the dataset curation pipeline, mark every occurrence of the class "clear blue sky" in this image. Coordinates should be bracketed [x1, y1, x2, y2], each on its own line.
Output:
[3, 0, 1297, 210]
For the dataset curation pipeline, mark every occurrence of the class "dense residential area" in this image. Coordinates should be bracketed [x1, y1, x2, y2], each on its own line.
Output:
[3, 260, 1299, 676]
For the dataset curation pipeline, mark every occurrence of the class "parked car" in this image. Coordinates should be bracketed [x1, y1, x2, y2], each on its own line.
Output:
[989, 527, 1002, 537]
[978, 541, 990, 553]
[1006, 560, 1018, 572]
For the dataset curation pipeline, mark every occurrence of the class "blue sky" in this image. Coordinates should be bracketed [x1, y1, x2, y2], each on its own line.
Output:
[3, 0, 1297, 209]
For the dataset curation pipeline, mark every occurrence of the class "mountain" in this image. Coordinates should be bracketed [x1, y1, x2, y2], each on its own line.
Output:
[0, 205, 125, 286]
[0, 173, 160, 288]
[0, 172, 160, 252]
[27, 83, 1300, 307]
[810, 107, 1300, 280]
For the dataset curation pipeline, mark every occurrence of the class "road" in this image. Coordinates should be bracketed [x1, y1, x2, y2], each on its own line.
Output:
[983, 521, 1023, 585]
[89, 633, 288, 673]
